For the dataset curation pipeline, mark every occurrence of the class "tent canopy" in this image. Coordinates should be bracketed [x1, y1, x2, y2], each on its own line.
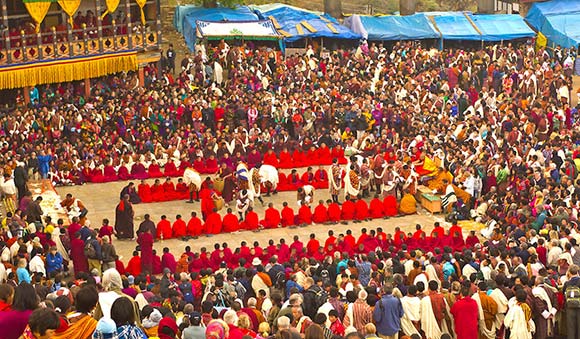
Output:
[427, 12, 481, 41]
[196, 20, 280, 40]
[252, 3, 361, 42]
[345, 14, 439, 41]
[471, 14, 535, 41]
[526, 0, 580, 48]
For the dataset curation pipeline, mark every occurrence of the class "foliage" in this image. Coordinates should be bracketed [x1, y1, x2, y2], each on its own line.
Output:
[180, 0, 245, 8]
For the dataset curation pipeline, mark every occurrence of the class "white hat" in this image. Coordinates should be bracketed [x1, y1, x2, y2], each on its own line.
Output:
[252, 257, 261, 266]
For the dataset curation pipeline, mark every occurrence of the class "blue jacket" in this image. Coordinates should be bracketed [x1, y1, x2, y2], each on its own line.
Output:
[373, 294, 404, 336]
[37, 155, 53, 176]
[46, 252, 63, 273]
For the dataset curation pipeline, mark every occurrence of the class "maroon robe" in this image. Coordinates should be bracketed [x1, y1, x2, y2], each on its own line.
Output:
[71, 237, 88, 275]
[137, 231, 154, 274]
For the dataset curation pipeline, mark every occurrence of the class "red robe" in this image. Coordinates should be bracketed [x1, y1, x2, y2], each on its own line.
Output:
[298, 205, 312, 225]
[330, 147, 347, 164]
[137, 231, 154, 273]
[148, 163, 164, 178]
[193, 159, 206, 173]
[263, 151, 279, 167]
[278, 243, 290, 263]
[164, 161, 179, 177]
[199, 188, 215, 219]
[176, 182, 189, 200]
[150, 184, 164, 202]
[91, 168, 104, 183]
[316, 146, 332, 165]
[369, 198, 384, 218]
[152, 254, 162, 275]
[306, 239, 320, 256]
[327, 203, 341, 222]
[312, 204, 328, 224]
[126, 255, 142, 277]
[344, 234, 356, 249]
[162, 182, 177, 201]
[103, 165, 119, 182]
[450, 295, 479, 339]
[313, 169, 329, 189]
[118, 166, 131, 180]
[156, 219, 172, 239]
[383, 195, 398, 217]
[278, 150, 293, 168]
[70, 237, 88, 275]
[205, 158, 219, 174]
[261, 207, 281, 229]
[291, 149, 305, 167]
[300, 172, 315, 185]
[204, 212, 222, 234]
[130, 163, 148, 180]
[281, 206, 295, 227]
[244, 211, 259, 230]
[172, 219, 187, 238]
[465, 235, 480, 248]
[187, 216, 203, 236]
[222, 213, 240, 233]
[341, 200, 355, 220]
[138, 183, 153, 203]
[354, 199, 369, 220]
[324, 236, 336, 251]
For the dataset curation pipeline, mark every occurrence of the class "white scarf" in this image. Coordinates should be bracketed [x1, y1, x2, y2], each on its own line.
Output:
[472, 292, 497, 339]
[420, 296, 442, 339]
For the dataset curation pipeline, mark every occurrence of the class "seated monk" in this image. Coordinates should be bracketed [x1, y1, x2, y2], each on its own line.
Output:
[91, 167, 106, 183]
[277, 173, 288, 191]
[222, 208, 240, 233]
[138, 180, 152, 203]
[172, 215, 186, 238]
[330, 145, 348, 164]
[103, 163, 119, 182]
[263, 149, 279, 167]
[261, 203, 281, 229]
[301, 167, 316, 185]
[130, 162, 148, 180]
[298, 204, 312, 225]
[205, 155, 219, 174]
[118, 166, 131, 180]
[81, 164, 93, 183]
[354, 197, 370, 221]
[178, 160, 190, 177]
[280, 202, 295, 227]
[163, 160, 179, 177]
[287, 169, 302, 189]
[327, 200, 341, 223]
[156, 215, 172, 240]
[150, 179, 165, 202]
[291, 149, 305, 167]
[162, 178, 177, 201]
[383, 195, 398, 217]
[427, 168, 454, 193]
[242, 207, 259, 230]
[175, 178, 189, 200]
[304, 147, 318, 166]
[449, 223, 465, 251]
[316, 143, 332, 165]
[341, 196, 356, 220]
[412, 152, 438, 177]
[148, 162, 164, 178]
[312, 200, 328, 224]
[369, 195, 384, 219]
[313, 166, 329, 189]
[203, 208, 222, 234]
[278, 148, 293, 168]
[186, 212, 203, 237]
[399, 191, 417, 215]
[465, 230, 480, 247]
[192, 157, 207, 174]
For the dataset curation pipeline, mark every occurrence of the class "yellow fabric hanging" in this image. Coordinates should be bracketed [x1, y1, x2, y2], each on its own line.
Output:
[58, 0, 82, 27]
[536, 32, 547, 50]
[24, 1, 52, 32]
[326, 23, 338, 34]
[101, 0, 120, 19]
[295, 23, 304, 35]
[135, 0, 147, 25]
[300, 21, 317, 33]
[0, 51, 137, 89]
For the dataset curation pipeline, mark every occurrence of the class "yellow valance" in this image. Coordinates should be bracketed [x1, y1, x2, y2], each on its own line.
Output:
[0, 51, 137, 89]
[101, 0, 120, 19]
[24, 1, 52, 32]
[135, 0, 147, 25]
[58, 0, 82, 27]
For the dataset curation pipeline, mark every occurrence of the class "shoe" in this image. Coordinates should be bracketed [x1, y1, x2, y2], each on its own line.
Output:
[186, 200, 194, 204]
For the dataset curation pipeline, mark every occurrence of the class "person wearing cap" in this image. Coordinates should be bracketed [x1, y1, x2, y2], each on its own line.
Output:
[92, 318, 118, 339]
[157, 317, 179, 339]
[183, 311, 204, 339]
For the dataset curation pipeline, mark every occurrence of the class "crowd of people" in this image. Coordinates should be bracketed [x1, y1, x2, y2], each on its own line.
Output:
[0, 19, 578, 339]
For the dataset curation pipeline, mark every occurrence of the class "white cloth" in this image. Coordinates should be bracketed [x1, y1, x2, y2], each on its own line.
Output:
[401, 296, 421, 336]
[98, 291, 122, 319]
[29, 255, 46, 276]
[504, 302, 534, 339]
[473, 292, 497, 339]
[420, 296, 442, 339]
[344, 170, 360, 198]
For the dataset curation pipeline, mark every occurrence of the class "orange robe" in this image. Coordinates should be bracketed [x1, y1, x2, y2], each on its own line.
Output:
[369, 198, 384, 218]
[281, 206, 295, 227]
[172, 219, 186, 238]
[222, 213, 240, 233]
[298, 205, 312, 225]
[186, 216, 203, 237]
[341, 200, 355, 220]
[156, 219, 172, 239]
[204, 212, 222, 234]
[261, 207, 281, 229]
[354, 199, 369, 220]
[312, 204, 328, 223]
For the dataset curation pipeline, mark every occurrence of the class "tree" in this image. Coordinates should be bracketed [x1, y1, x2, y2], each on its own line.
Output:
[324, 0, 343, 19]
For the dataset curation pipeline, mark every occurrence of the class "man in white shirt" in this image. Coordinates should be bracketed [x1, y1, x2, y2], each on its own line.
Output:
[0, 173, 17, 214]
[29, 252, 46, 277]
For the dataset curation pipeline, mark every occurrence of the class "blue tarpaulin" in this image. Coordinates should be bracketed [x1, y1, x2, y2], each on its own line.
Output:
[471, 14, 535, 41]
[252, 4, 361, 43]
[345, 14, 439, 41]
[179, 6, 260, 51]
[525, 0, 580, 48]
[429, 12, 481, 41]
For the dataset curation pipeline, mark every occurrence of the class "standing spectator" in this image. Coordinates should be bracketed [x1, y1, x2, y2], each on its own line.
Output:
[451, 286, 479, 339]
[373, 283, 403, 339]
[166, 44, 175, 74]
[564, 264, 580, 339]
[25, 196, 43, 224]
[36, 150, 53, 179]
[101, 236, 117, 272]
[1, 172, 17, 215]
[84, 230, 102, 275]
[13, 157, 27, 203]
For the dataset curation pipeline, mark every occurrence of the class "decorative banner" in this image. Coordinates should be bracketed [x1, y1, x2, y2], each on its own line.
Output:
[101, 0, 120, 19]
[23, 0, 55, 32]
[135, 0, 147, 25]
[536, 31, 547, 50]
[58, 0, 81, 27]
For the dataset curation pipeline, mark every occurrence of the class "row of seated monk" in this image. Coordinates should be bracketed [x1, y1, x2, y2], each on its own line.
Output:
[81, 147, 351, 183]
[150, 194, 413, 240]
[135, 168, 333, 203]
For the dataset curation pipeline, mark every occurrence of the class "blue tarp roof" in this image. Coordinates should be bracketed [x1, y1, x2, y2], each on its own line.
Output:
[349, 14, 440, 41]
[471, 14, 535, 41]
[429, 12, 481, 40]
[252, 4, 361, 42]
[179, 6, 260, 51]
[526, 0, 580, 48]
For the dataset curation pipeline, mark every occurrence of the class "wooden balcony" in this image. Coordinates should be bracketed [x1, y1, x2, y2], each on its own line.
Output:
[0, 20, 160, 66]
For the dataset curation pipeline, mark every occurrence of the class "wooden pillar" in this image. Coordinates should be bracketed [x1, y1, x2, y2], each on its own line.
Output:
[84, 78, 91, 97]
[23, 86, 30, 105]
[138, 66, 144, 87]
[96, 0, 104, 52]
[126, 0, 133, 49]
[1, 0, 10, 64]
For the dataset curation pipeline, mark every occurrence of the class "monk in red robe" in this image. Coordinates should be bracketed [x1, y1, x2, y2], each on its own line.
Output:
[175, 178, 189, 200]
[204, 208, 222, 234]
[312, 200, 328, 224]
[298, 204, 312, 225]
[305, 147, 318, 166]
[324, 230, 336, 251]
[316, 143, 332, 165]
[291, 149, 305, 167]
[412, 224, 426, 240]
[278, 148, 293, 168]
[186, 212, 202, 237]
[465, 231, 480, 248]
[222, 208, 240, 233]
[156, 215, 172, 240]
[327, 200, 341, 223]
[199, 185, 216, 221]
[172, 214, 187, 238]
[313, 166, 329, 189]
[261, 203, 281, 229]
[150, 179, 164, 202]
[104, 164, 119, 182]
[192, 156, 206, 173]
[354, 197, 370, 221]
[330, 146, 347, 164]
[178, 161, 190, 176]
[449, 224, 465, 251]
[287, 170, 301, 189]
[280, 202, 295, 227]
[243, 207, 259, 231]
[148, 162, 163, 178]
[247, 149, 262, 169]
[138, 180, 152, 203]
[118, 166, 131, 180]
[125, 250, 142, 277]
[393, 227, 407, 248]
[263, 149, 279, 167]
[130, 162, 148, 180]
[430, 223, 445, 238]
[301, 167, 316, 185]
[163, 160, 179, 177]
[152, 249, 162, 275]
[137, 228, 154, 274]
[383, 195, 398, 217]
[369, 195, 384, 219]
[341, 196, 355, 220]
[205, 155, 219, 174]
[306, 234, 320, 256]
[162, 178, 177, 201]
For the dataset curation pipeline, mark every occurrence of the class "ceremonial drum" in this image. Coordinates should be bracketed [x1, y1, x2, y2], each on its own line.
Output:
[214, 197, 225, 211]
[183, 168, 202, 191]
[214, 177, 224, 193]
[258, 164, 279, 189]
